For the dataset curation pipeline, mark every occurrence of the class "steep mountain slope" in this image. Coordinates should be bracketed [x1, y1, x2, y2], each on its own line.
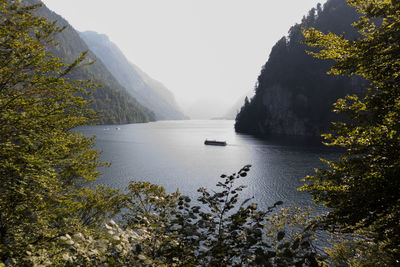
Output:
[223, 91, 254, 120]
[79, 31, 185, 120]
[235, 0, 364, 136]
[26, 0, 155, 124]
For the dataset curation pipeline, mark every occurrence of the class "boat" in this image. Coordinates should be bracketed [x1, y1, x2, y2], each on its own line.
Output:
[204, 139, 227, 146]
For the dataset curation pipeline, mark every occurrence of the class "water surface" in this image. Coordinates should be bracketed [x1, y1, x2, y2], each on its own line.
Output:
[80, 120, 337, 210]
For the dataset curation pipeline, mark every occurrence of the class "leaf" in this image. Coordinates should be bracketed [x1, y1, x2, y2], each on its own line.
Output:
[278, 242, 291, 250]
[291, 238, 300, 250]
[277, 231, 285, 241]
[240, 197, 254, 207]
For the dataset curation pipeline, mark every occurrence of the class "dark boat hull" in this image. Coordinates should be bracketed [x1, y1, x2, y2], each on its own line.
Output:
[204, 140, 227, 146]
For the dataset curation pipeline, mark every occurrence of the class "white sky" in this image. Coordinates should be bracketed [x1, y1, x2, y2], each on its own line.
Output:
[42, 0, 325, 119]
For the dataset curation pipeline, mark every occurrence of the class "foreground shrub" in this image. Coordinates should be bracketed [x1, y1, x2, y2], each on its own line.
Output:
[123, 165, 321, 266]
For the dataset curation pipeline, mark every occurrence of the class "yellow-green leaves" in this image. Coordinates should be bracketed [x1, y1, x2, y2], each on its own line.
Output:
[303, 28, 352, 65]
[301, 0, 400, 262]
[0, 0, 108, 264]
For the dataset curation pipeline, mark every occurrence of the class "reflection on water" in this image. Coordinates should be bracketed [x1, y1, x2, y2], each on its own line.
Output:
[79, 120, 338, 211]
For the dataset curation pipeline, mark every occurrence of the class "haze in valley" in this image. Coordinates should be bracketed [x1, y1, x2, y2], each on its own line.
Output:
[42, 0, 324, 119]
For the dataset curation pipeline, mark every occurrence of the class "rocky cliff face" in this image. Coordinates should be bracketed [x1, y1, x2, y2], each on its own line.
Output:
[235, 0, 363, 137]
[260, 85, 309, 136]
[80, 31, 185, 120]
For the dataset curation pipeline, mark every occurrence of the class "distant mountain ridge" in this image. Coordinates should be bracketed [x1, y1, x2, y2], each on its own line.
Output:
[235, 0, 363, 136]
[80, 31, 186, 120]
[25, 0, 156, 124]
[223, 91, 254, 120]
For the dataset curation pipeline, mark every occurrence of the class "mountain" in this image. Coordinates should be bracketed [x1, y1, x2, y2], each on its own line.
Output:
[235, 0, 364, 137]
[79, 31, 186, 120]
[223, 91, 254, 120]
[26, 0, 155, 124]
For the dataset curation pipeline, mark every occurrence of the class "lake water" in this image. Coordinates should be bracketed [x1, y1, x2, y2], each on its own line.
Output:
[79, 120, 338, 211]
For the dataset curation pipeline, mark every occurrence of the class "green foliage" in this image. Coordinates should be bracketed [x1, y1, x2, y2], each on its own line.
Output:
[11, 0, 400, 265]
[0, 1, 122, 264]
[3, 164, 321, 266]
[55, 221, 153, 266]
[301, 0, 400, 262]
[122, 166, 321, 266]
[326, 232, 396, 267]
[265, 207, 322, 266]
[123, 181, 192, 266]
[0, 2, 322, 265]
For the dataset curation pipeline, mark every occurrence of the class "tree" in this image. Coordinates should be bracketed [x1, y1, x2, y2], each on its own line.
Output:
[301, 0, 400, 261]
[0, 1, 321, 265]
[0, 1, 124, 264]
[234, 0, 361, 137]
[122, 166, 320, 266]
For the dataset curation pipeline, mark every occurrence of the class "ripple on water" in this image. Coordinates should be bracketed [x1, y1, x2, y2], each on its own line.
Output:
[79, 120, 338, 211]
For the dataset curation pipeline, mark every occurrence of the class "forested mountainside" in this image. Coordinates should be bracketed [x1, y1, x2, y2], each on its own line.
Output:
[80, 31, 186, 120]
[235, 0, 363, 136]
[26, 0, 155, 124]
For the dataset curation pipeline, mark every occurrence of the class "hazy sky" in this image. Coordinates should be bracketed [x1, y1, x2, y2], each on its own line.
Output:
[42, 0, 324, 119]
